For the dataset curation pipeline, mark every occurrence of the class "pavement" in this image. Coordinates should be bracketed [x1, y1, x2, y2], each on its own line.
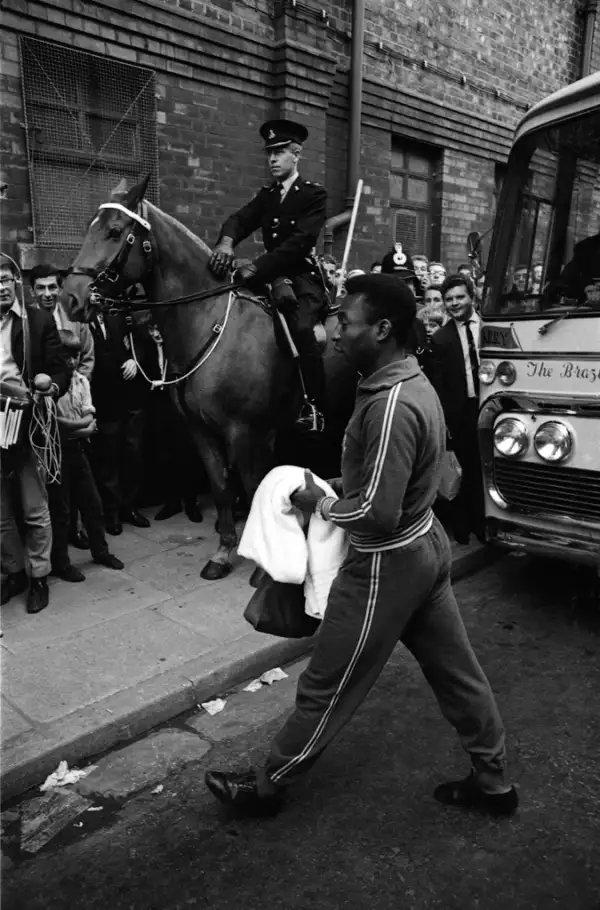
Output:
[1, 503, 490, 802]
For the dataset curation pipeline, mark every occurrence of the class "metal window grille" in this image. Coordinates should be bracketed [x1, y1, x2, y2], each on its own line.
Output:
[20, 37, 159, 249]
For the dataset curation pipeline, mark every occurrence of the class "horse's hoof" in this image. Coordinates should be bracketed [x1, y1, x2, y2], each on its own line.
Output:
[200, 560, 232, 581]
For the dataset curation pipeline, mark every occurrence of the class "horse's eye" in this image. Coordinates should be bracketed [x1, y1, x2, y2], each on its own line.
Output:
[107, 227, 121, 240]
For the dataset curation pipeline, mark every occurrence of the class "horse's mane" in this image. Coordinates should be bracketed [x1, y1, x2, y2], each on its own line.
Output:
[145, 201, 213, 257]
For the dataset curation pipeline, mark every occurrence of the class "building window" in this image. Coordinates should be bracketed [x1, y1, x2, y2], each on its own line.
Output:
[20, 37, 159, 249]
[390, 141, 439, 258]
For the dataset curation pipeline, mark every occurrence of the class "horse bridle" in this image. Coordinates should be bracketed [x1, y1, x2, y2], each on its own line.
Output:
[67, 202, 154, 301]
[67, 200, 239, 313]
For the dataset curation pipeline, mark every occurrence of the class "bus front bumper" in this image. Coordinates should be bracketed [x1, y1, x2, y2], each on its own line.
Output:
[486, 516, 600, 567]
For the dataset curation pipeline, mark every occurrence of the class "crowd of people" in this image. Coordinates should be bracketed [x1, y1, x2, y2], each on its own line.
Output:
[1, 242, 491, 614]
[0, 256, 206, 614]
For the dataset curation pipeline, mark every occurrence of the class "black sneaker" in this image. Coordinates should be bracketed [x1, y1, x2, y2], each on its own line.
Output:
[93, 552, 124, 570]
[205, 770, 283, 817]
[51, 565, 86, 583]
[1, 569, 28, 605]
[26, 577, 50, 614]
[434, 773, 519, 816]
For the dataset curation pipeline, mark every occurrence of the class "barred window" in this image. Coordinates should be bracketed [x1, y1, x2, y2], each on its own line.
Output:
[20, 37, 159, 249]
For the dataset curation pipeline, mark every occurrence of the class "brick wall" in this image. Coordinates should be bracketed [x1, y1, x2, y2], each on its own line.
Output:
[323, 0, 586, 265]
[0, 0, 591, 272]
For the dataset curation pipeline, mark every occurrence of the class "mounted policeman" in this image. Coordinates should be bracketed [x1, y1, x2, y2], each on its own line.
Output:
[208, 119, 328, 433]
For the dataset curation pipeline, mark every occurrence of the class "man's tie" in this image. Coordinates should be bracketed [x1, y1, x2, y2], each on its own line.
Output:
[465, 320, 480, 395]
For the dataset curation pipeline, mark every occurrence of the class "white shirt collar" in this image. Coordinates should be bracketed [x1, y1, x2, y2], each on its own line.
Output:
[280, 171, 299, 194]
[0, 299, 22, 322]
[453, 309, 480, 328]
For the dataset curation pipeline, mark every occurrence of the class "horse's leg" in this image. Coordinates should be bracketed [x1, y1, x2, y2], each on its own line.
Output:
[186, 422, 237, 580]
[228, 422, 276, 510]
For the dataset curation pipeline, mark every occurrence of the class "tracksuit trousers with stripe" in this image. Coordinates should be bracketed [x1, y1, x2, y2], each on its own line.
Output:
[259, 517, 506, 791]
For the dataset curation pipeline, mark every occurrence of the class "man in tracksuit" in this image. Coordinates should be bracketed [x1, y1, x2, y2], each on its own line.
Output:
[206, 273, 518, 817]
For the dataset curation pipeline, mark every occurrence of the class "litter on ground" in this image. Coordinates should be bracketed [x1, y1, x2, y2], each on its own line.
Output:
[20, 790, 92, 854]
[151, 785, 164, 795]
[243, 679, 263, 693]
[260, 667, 288, 685]
[200, 698, 226, 716]
[40, 761, 97, 792]
[244, 667, 289, 691]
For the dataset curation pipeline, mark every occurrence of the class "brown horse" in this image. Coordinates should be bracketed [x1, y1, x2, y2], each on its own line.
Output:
[63, 176, 355, 579]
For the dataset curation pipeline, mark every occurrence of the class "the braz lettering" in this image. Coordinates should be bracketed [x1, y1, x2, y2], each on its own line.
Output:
[560, 362, 599, 383]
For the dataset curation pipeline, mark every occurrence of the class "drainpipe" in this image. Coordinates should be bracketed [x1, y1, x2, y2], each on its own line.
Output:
[324, 0, 364, 254]
[581, 0, 598, 77]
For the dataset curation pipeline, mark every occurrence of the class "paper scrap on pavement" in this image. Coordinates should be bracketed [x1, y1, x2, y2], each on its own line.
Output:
[86, 806, 103, 812]
[260, 667, 288, 686]
[243, 679, 263, 693]
[20, 790, 92, 854]
[201, 698, 226, 716]
[73, 822, 84, 828]
[40, 760, 97, 791]
[151, 785, 164, 795]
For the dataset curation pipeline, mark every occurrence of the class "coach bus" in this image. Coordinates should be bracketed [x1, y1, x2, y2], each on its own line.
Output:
[477, 71, 600, 567]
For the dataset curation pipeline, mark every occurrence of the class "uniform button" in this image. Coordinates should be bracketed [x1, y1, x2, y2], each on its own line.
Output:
[290, 220, 295, 225]
[272, 232, 278, 238]
[273, 217, 279, 224]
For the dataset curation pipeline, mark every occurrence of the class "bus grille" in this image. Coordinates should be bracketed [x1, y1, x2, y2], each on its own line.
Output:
[493, 460, 600, 523]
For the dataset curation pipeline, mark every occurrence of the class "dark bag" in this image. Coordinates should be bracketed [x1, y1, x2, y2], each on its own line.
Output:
[437, 449, 463, 501]
[244, 569, 320, 639]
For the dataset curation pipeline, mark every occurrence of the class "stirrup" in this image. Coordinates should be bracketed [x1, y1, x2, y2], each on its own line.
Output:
[295, 400, 325, 433]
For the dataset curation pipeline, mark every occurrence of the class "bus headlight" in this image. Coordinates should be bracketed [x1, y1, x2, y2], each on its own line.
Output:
[479, 361, 497, 385]
[496, 361, 517, 386]
[493, 418, 529, 458]
[533, 421, 573, 463]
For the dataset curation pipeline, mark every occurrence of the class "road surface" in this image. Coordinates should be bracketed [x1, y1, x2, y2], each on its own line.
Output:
[3, 555, 600, 910]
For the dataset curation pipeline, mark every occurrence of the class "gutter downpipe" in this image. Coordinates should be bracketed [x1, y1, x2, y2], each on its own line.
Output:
[324, 0, 365, 254]
[581, 0, 598, 77]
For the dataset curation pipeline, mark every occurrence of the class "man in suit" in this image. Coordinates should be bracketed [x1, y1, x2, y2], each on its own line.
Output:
[431, 274, 484, 545]
[88, 310, 151, 535]
[0, 255, 70, 613]
[208, 119, 328, 433]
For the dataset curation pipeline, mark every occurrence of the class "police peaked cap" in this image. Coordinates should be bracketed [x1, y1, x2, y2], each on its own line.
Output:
[260, 119, 309, 149]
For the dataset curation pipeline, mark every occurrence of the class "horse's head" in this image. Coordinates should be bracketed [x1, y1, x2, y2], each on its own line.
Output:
[63, 175, 152, 321]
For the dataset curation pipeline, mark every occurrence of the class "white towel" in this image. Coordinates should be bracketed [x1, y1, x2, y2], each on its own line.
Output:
[238, 465, 348, 619]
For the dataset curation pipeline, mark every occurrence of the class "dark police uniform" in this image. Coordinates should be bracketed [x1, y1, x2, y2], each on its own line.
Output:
[211, 119, 328, 421]
[217, 176, 327, 408]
